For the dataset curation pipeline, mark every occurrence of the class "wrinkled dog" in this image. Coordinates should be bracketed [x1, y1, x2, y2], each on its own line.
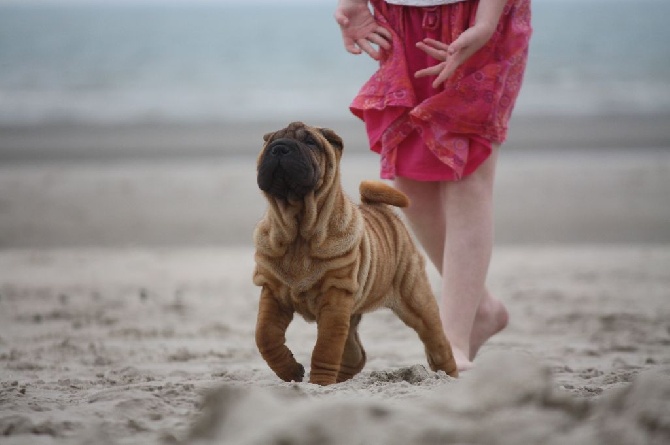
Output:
[253, 121, 458, 385]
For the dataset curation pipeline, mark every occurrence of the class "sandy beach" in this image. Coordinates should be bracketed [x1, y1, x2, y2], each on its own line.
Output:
[1, 114, 670, 248]
[1, 246, 669, 444]
[2, 114, 670, 162]
[1, 116, 670, 444]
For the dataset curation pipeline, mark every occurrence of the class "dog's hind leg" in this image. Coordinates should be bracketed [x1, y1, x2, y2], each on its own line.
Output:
[336, 314, 367, 383]
[393, 274, 459, 378]
[255, 288, 305, 382]
[310, 290, 355, 385]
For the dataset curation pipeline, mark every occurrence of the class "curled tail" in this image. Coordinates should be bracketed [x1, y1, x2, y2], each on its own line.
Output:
[359, 180, 409, 208]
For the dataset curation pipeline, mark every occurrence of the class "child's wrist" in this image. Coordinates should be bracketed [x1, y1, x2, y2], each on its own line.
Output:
[473, 21, 496, 42]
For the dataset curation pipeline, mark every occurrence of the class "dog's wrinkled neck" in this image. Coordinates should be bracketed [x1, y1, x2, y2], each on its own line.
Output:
[260, 169, 357, 254]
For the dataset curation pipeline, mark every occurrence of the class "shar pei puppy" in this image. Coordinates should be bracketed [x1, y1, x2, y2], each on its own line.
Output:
[253, 121, 458, 385]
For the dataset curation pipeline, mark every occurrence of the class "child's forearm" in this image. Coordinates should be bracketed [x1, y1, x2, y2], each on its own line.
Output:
[474, 0, 508, 39]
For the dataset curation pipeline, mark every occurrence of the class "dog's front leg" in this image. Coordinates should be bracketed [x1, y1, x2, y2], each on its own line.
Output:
[309, 289, 354, 386]
[255, 287, 305, 382]
[337, 314, 366, 383]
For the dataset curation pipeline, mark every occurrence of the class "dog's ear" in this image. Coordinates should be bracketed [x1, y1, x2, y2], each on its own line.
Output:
[318, 128, 343, 151]
[263, 131, 275, 142]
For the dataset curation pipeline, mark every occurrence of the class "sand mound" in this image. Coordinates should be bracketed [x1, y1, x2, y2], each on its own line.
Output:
[182, 352, 670, 445]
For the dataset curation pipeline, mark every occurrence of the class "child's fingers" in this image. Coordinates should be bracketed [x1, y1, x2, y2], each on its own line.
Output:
[414, 63, 444, 79]
[334, 10, 349, 27]
[417, 26, 492, 87]
[342, 36, 362, 55]
[347, 43, 363, 55]
[334, 12, 361, 55]
[357, 39, 382, 61]
[416, 41, 447, 62]
[431, 49, 468, 87]
[376, 25, 393, 43]
[369, 29, 392, 50]
[421, 38, 450, 52]
[432, 64, 456, 88]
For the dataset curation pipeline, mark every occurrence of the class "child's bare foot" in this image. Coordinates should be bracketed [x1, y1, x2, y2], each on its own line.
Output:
[469, 292, 509, 360]
[452, 347, 475, 372]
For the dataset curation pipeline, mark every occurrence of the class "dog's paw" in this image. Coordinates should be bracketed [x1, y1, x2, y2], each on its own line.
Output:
[278, 363, 305, 383]
[308, 369, 340, 386]
[308, 375, 337, 386]
[426, 348, 458, 378]
[294, 363, 306, 382]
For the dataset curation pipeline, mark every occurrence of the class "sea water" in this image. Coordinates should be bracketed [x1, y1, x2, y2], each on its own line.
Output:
[0, 0, 668, 125]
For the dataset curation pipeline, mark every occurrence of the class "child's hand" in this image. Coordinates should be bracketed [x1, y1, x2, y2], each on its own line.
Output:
[415, 23, 494, 88]
[335, 0, 392, 61]
[415, 0, 507, 88]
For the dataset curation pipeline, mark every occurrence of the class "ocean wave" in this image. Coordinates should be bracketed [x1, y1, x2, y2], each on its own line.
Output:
[1, 1, 669, 125]
[1, 80, 669, 126]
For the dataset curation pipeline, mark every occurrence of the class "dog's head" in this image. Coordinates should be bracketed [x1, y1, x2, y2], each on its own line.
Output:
[257, 121, 343, 202]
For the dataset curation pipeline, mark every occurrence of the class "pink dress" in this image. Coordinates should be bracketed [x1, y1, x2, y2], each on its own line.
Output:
[351, 0, 532, 181]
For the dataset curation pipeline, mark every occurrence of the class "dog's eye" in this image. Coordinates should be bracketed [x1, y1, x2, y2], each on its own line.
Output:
[303, 134, 318, 147]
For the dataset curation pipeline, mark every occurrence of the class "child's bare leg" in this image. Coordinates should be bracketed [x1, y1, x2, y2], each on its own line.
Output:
[440, 148, 502, 368]
[392, 179, 446, 266]
[470, 288, 508, 359]
[395, 147, 507, 369]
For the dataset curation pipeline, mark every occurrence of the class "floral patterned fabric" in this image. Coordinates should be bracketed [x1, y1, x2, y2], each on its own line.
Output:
[351, 0, 532, 180]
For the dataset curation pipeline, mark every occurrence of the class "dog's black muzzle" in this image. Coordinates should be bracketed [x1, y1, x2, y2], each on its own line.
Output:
[257, 138, 319, 201]
[267, 138, 297, 158]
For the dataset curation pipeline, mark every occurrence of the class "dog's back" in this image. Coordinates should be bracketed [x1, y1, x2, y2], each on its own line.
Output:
[359, 180, 409, 208]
